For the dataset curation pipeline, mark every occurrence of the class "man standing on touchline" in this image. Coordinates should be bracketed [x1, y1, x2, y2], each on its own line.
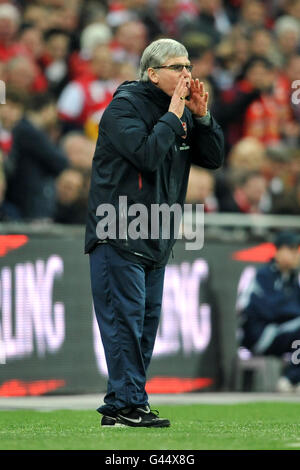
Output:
[85, 38, 224, 427]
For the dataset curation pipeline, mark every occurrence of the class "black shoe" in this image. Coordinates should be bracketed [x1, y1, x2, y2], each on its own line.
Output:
[116, 406, 170, 428]
[101, 415, 125, 427]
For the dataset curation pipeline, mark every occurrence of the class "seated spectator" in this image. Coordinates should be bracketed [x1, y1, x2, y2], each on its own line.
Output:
[54, 168, 87, 224]
[211, 54, 262, 153]
[238, 231, 300, 392]
[284, 0, 300, 23]
[227, 136, 266, 175]
[155, 0, 198, 39]
[6, 93, 69, 221]
[241, 57, 281, 145]
[263, 144, 293, 214]
[110, 20, 148, 68]
[179, 0, 232, 45]
[214, 30, 251, 90]
[185, 166, 218, 212]
[0, 87, 26, 161]
[60, 131, 94, 171]
[58, 44, 118, 134]
[5, 55, 47, 94]
[274, 15, 300, 66]
[22, 2, 51, 32]
[39, 28, 71, 98]
[216, 137, 267, 209]
[219, 171, 269, 213]
[0, 152, 20, 221]
[68, 22, 112, 80]
[18, 23, 44, 64]
[249, 28, 282, 66]
[271, 176, 300, 215]
[0, 2, 26, 62]
[238, 0, 268, 35]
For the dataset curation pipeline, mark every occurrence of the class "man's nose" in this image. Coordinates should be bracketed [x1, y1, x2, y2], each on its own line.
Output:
[183, 66, 190, 74]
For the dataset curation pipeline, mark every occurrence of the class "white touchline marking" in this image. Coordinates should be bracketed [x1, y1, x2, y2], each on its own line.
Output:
[285, 442, 300, 448]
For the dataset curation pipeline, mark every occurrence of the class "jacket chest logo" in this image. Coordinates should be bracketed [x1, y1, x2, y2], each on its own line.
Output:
[181, 121, 187, 139]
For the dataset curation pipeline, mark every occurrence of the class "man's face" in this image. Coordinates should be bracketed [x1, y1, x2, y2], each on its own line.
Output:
[243, 175, 266, 205]
[275, 246, 300, 272]
[92, 46, 115, 80]
[0, 100, 23, 130]
[246, 62, 274, 91]
[149, 56, 191, 97]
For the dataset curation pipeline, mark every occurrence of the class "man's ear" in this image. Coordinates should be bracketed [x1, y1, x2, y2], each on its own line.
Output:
[147, 67, 159, 84]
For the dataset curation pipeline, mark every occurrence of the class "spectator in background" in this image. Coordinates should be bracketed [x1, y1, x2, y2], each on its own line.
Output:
[0, 152, 21, 221]
[0, 2, 25, 62]
[249, 28, 281, 66]
[58, 44, 118, 134]
[180, 0, 232, 45]
[54, 168, 87, 224]
[185, 166, 218, 211]
[0, 87, 26, 161]
[213, 29, 251, 91]
[155, 0, 197, 39]
[211, 55, 263, 153]
[110, 20, 148, 68]
[60, 131, 94, 171]
[274, 15, 300, 66]
[219, 171, 268, 214]
[18, 23, 44, 64]
[6, 93, 69, 221]
[289, 148, 300, 186]
[271, 175, 300, 215]
[238, 0, 267, 35]
[68, 22, 112, 79]
[40, 28, 71, 97]
[227, 136, 267, 175]
[182, 32, 218, 95]
[238, 57, 275, 141]
[22, 2, 51, 32]
[120, 0, 163, 42]
[216, 136, 267, 211]
[263, 144, 295, 214]
[4, 55, 48, 94]
[284, 0, 300, 22]
[239, 56, 291, 146]
[238, 231, 300, 393]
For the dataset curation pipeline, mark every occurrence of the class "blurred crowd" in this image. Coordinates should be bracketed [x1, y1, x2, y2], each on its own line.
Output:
[0, 0, 300, 223]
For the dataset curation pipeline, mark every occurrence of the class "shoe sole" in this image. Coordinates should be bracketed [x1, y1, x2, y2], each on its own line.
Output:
[116, 417, 170, 428]
[101, 423, 126, 428]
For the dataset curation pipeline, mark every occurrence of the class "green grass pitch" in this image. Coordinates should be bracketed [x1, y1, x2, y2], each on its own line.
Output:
[1, 403, 300, 450]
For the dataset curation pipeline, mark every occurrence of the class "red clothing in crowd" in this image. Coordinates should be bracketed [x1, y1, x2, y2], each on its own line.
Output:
[58, 72, 117, 126]
[243, 76, 293, 145]
[0, 41, 26, 62]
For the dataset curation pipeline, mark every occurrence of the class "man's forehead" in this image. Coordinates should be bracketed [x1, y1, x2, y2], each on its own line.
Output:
[164, 56, 190, 65]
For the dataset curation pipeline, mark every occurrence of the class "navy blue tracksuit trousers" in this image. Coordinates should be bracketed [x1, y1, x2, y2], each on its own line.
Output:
[89, 243, 165, 414]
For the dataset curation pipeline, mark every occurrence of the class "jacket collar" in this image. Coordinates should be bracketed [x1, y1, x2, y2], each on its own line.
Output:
[141, 80, 171, 110]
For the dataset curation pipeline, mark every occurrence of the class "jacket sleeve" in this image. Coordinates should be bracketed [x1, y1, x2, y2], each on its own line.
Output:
[190, 114, 224, 169]
[240, 268, 300, 323]
[100, 98, 186, 172]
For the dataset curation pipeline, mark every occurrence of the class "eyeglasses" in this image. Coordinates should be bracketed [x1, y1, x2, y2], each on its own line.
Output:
[153, 64, 193, 73]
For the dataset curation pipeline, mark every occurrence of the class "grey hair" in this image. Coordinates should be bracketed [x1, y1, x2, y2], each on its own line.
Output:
[139, 38, 188, 82]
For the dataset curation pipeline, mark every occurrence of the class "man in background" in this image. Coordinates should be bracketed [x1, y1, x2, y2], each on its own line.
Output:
[239, 231, 300, 392]
[7, 93, 69, 220]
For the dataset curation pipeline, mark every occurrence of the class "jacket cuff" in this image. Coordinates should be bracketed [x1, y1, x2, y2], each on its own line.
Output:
[159, 112, 186, 137]
[194, 111, 211, 126]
